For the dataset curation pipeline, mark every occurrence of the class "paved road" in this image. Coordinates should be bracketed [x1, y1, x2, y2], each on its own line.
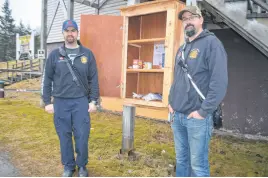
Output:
[0, 152, 19, 177]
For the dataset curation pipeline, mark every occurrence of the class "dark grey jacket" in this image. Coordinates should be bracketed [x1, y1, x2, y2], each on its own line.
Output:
[41, 43, 100, 106]
[169, 30, 228, 118]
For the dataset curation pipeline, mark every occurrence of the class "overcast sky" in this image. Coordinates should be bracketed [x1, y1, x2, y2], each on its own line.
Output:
[0, 0, 41, 29]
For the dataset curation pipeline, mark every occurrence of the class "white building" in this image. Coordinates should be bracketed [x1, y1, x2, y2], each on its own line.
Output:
[46, 0, 130, 53]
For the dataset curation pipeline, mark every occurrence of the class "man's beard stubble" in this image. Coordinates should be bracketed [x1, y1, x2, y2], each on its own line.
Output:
[66, 35, 76, 44]
[185, 24, 197, 37]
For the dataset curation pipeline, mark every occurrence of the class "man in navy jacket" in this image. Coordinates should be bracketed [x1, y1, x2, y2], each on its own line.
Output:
[42, 19, 100, 177]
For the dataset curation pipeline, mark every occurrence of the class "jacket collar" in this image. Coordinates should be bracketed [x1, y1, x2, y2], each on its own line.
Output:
[59, 40, 84, 57]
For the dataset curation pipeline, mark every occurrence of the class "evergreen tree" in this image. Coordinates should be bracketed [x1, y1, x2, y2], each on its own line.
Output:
[0, 0, 16, 61]
[16, 20, 31, 36]
[26, 24, 31, 34]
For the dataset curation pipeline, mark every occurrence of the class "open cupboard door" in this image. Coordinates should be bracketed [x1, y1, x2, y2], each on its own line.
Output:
[80, 15, 123, 98]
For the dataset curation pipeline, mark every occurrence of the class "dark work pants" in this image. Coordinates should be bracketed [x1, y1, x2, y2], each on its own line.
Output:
[53, 96, 90, 171]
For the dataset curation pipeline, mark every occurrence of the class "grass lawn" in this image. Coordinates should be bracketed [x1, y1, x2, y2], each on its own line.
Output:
[0, 78, 268, 176]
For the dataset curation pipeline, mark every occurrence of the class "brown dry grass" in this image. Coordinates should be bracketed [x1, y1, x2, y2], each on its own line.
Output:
[4, 77, 42, 106]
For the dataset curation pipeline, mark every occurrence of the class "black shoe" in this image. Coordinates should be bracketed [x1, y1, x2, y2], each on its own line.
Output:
[62, 169, 75, 177]
[78, 167, 88, 177]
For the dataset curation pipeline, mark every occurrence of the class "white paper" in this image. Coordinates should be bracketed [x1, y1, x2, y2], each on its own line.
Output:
[153, 44, 165, 66]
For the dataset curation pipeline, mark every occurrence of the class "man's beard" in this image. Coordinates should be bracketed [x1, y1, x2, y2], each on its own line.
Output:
[185, 24, 197, 37]
[66, 36, 76, 44]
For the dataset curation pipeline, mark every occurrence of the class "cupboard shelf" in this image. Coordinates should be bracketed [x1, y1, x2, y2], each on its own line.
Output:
[124, 98, 164, 108]
[128, 38, 165, 45]
[127, 69, 164, 73]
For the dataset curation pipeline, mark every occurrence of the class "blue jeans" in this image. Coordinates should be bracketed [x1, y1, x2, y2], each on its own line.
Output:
[171, 112, 213, 177]
[53, 96, 90, 171]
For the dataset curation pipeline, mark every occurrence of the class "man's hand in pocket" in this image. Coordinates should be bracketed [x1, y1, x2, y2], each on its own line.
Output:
[187, 111, 204, 119]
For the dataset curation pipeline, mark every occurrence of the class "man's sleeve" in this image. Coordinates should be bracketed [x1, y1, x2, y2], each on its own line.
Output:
[41, 52, 54, 106]
[197, 39, 228, 118]
[88, 51, 100, 103]
[168, 47, 182, 104]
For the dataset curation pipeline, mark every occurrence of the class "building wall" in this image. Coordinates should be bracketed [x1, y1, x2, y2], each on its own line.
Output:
[47, 0, 127, 44]
[47, 0, 96, 44]
[212, 29, 268, 136]
[47, 42, 63, 55]
[47, 0, 65, 43]
[99, 0, 127, 15]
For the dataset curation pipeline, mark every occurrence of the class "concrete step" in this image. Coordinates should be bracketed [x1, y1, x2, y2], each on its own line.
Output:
[202, 0, 268, 57]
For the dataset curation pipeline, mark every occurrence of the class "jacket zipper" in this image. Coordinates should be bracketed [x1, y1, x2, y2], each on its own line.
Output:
[67, 53, 85, 65]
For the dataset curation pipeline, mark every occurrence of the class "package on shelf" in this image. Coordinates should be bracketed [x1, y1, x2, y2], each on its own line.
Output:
[132, 92, 162, 101]
[143, 62, 152, 69]
[142, 93, 162, 101]
[133, 59, 143, 69]
[132, 92, 143, 99]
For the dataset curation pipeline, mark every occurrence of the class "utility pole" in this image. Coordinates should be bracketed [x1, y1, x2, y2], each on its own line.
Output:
[40, 0, 47, 107]
[40, 0, 47, 73]
[68, 0, 74, 20]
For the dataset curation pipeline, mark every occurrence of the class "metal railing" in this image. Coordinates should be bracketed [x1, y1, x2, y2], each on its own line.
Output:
[247, 0, 268, 18]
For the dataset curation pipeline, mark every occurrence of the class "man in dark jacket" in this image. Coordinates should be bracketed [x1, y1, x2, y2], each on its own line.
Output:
[42, 19, 100, 177]
[168, 6, 228, 177]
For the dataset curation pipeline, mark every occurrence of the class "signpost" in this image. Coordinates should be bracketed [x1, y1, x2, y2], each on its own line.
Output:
[38, 50, 45, 59]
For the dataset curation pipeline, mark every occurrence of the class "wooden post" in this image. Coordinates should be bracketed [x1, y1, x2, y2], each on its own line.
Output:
[21, 62, 23, 81]
[6, 62, 9, 80]
[30, 59, 33, 79]
[11, 65, 14, 84]
[39, 59, 41, 72]
[15, 61, 18, 82]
